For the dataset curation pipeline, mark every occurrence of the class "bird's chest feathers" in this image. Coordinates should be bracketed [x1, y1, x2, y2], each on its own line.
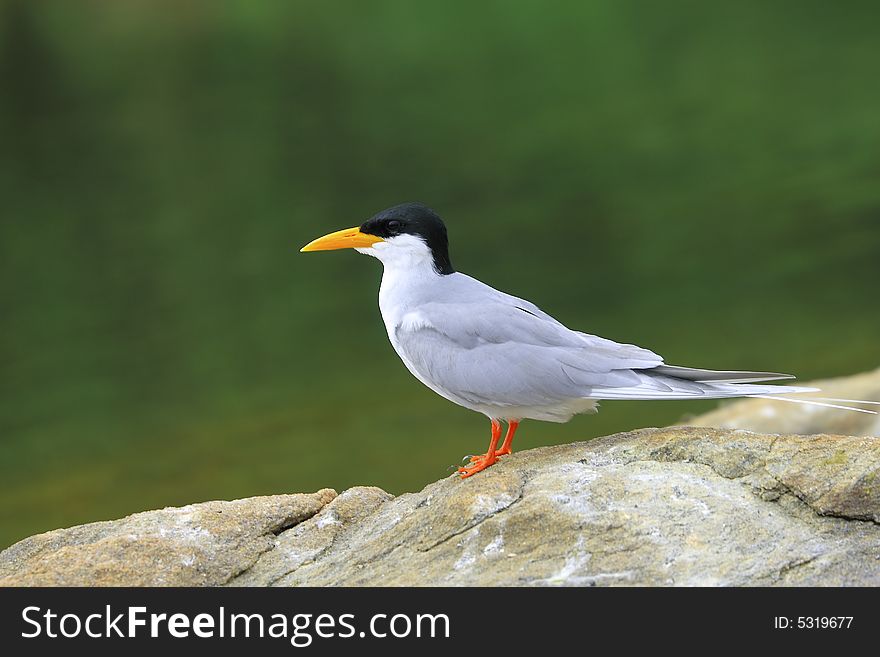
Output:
[378, 263, 442, 339]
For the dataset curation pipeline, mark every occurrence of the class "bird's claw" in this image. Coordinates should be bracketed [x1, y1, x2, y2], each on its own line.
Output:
[457, 453, 499, 478]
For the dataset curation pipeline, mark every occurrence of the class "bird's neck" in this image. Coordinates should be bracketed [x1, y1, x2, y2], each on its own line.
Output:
[378, 258, 444, 329]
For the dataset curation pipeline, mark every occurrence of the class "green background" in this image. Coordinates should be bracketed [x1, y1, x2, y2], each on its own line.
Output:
[1, 0, 878, 549]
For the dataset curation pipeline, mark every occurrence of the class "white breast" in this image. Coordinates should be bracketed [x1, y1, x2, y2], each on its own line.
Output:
[375, 260, 465, 404]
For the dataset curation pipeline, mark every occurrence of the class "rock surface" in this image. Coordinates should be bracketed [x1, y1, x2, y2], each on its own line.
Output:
[0, 490, 335, 586]
[689, 366, 880, 437]
[3, 427, 879, 586]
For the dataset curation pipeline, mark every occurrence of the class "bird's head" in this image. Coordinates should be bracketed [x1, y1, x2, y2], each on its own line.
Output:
[300, 202, 454, 275]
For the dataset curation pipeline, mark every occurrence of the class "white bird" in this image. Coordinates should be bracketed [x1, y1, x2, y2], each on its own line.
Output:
[301, 203, 875, 477]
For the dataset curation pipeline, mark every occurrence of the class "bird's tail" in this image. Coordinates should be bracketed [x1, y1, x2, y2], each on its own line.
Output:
[590, 365, 878, 415]
[750, 394, 879, 415]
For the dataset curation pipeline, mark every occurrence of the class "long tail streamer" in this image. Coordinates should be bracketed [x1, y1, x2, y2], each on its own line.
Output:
[753, 394, 878, 415]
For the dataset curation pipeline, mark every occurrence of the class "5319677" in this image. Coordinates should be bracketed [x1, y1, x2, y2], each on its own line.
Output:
[774, 617, 853, 629]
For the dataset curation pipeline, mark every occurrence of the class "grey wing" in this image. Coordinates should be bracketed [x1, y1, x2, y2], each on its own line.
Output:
[474, 285, 797, 387]
[393, 301, 664, 407]
[650, 364, 795, 383]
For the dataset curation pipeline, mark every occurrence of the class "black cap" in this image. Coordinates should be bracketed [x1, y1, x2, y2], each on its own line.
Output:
[360, 202, 454, 275]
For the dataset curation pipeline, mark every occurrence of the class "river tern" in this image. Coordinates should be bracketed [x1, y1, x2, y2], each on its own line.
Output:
[301, 203, 876, 477]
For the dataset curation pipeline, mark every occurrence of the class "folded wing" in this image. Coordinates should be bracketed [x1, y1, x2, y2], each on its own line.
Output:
[394, 300, 806, 407]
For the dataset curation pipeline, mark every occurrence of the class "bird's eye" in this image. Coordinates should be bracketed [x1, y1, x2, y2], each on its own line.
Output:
[387, 220, 402, 231]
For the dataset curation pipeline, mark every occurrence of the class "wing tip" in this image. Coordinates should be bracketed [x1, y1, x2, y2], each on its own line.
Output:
[654, 365, 798, 384]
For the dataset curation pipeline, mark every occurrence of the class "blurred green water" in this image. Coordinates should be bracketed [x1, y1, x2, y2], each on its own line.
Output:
[0, 0, 878, 548]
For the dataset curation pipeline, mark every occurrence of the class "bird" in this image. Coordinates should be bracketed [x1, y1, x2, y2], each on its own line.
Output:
[301, 202, 876, 478]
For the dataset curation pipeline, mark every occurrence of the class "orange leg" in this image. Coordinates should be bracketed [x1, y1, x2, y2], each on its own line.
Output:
[469, 419, 520, 461]
[496, 420, 519, 456]
[458, 419, 502, 478]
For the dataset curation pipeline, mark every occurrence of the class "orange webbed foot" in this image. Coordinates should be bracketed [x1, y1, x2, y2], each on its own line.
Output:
[457, 453, 499, 478]
[458, 419, 506, 478]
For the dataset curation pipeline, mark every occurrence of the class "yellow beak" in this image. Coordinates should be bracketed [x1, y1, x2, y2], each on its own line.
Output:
[300, 226, 384, 252]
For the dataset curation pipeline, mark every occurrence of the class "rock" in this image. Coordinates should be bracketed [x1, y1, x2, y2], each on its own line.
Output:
[0, 490, 336, 586]
[689, 366, 880, 436]
[2, 428, 878, 586]
[269, 427, 880, 586]
[229, 486, 393, 586]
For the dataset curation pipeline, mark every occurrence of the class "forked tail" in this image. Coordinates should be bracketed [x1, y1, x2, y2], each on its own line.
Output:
[590, 364, 879, 415]
[751, 394, 879, 415]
